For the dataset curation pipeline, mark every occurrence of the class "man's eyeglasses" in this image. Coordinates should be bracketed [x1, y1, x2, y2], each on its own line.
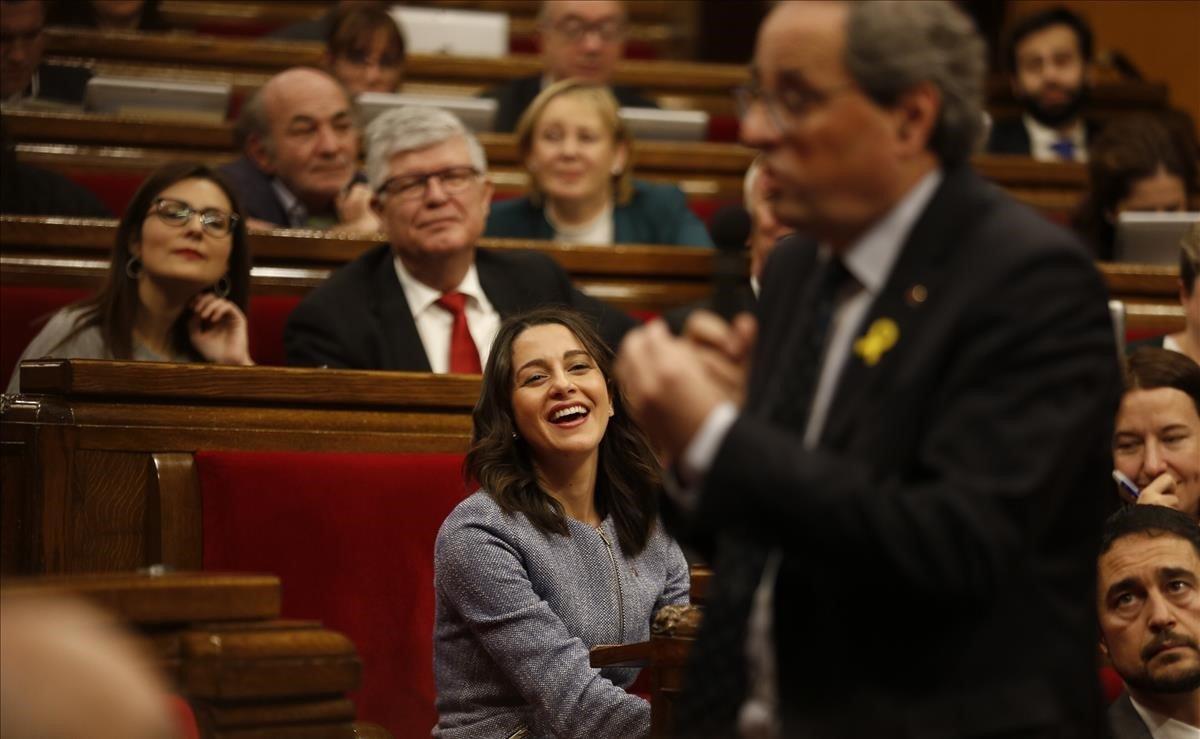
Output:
[149, 198, 238, 237]
[733, 80, 857, 131]
[376, 167, 481, 201]
[548, 17, 626, 43]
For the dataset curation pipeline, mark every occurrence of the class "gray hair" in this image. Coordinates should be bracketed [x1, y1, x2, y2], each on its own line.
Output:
[844, 1, 986, 168]
[364, 106, 488, 192]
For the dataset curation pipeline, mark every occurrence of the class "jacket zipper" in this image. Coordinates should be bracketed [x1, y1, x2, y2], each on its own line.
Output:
[595, 525, 625, 642]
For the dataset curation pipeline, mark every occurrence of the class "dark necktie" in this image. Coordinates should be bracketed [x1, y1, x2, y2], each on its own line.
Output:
[676, 256, 853, 736]
[1050, 138, 1076, 161]
[434, 291, 482, 374]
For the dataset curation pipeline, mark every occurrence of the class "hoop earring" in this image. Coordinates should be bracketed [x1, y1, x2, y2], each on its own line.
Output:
[213, 275, 231, 299]
[125, 255, 143, 279]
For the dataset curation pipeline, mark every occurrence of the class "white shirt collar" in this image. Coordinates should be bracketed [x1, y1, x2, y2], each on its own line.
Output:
[1129, 695, 1200, 739]
[1023, 114, 1088, 162]
[392, 256, 490, 318]
[834, 169, 943, 296]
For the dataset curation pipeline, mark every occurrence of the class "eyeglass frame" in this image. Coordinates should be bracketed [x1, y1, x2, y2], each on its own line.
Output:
[374, 166, 483, 202]
[544, 16, 627, 43]
[733, 78, 859, 132]
[148, 197, 239, 237]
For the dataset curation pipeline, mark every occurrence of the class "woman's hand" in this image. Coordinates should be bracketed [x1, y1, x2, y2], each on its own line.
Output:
[188, 292, 254, 366]
[1136, 472, 1182, 511]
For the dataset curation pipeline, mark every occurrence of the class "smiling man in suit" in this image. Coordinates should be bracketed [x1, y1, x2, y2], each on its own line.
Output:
[616, 1, 1121, 736]
[284, 106, 633, 372]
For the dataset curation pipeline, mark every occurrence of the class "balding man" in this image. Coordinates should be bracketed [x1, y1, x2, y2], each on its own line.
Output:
[219, 67, 380, 232]
[616, 1, 1119, 735]
[483, 0, 656, 133]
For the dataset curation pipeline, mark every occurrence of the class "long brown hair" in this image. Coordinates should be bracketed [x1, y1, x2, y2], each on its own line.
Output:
[59, 162, 250, 359]
[465, 307, 661, 556]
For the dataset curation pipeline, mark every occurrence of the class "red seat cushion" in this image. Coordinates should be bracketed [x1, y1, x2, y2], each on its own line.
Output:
[198, 451, 471, 737]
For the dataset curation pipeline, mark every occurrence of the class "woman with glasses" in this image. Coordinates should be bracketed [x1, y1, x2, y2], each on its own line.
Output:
[323, 5, 406, 95]
[6, 162, 253, 393]
[485, 79, 713, 248]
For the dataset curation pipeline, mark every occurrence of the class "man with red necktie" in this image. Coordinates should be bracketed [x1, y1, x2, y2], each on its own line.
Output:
[285, 106, 634, 373]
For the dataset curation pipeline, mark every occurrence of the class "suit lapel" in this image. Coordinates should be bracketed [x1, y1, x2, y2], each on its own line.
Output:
[819, 167, 982, 448]
[367, 247, 432, 372]
[476, 250, 528, 318]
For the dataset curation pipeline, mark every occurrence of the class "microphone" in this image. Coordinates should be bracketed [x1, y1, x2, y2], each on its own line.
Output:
[708, 205, 751, 321]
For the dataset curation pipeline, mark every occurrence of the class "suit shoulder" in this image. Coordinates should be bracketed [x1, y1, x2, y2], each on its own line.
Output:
[485, 197, 542, 235]
[297, 244, 390, 306]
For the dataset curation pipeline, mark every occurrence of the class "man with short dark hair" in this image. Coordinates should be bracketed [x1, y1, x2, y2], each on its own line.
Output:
[1, 0, 91, 105]
[219, 67, 379, 232]
[616, 1, 1120, 735]
[1098, 505, 1200, 738]
[483, 0, 656, 133]
[987, 6, 1098, 162]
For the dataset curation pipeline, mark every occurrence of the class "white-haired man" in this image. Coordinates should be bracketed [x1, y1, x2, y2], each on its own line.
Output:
[285, 106, 635, 371]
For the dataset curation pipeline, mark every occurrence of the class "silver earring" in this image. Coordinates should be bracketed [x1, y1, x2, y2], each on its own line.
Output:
[213, 275, 231, 299]
[512, 431, 519, 440]
[125, 255, 143, 279]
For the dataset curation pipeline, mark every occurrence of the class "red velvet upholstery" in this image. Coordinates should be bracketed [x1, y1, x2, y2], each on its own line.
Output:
[65, 171, 148, 217]
[167, 695, 200, 739]
[0, 284, 90, 389]
[197, 451, 471, 737]
[0, 285, 298, 380]
[247, 294, 304, 367]
[1100, 665, 1124, 704]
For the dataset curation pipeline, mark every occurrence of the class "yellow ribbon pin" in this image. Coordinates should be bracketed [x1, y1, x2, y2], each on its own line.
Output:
[853, 318, 899, 367]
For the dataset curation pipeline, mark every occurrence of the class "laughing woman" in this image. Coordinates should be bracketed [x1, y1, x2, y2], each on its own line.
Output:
[6, 162, 253, 393]
[433, 307, 689, 739]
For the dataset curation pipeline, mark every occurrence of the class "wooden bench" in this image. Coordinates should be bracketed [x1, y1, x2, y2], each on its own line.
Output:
[0, 360, 708, 735]
[2, 571, 385, 738]
[3, 109, 1093, 222]
[42, 27, 1170, 125]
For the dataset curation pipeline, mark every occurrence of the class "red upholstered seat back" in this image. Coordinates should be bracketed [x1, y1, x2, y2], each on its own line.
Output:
[197, 451, 471, 737]
[0, 284, 90, 388]
[65, 171, 148, 216]
[0, 286, 299, 379]
[247, 294, 303, 366]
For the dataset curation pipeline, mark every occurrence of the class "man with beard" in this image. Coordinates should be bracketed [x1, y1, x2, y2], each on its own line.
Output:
[1098, 505, 1200, 738]
[988, 6, 1097, 162]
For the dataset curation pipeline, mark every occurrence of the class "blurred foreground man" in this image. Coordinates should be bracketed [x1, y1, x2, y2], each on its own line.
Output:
[1098, 506, 1200, 738]
[616, 2, 1121, 736]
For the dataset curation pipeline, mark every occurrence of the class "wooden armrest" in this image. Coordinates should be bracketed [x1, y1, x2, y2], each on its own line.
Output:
[589, 641, 651, 669]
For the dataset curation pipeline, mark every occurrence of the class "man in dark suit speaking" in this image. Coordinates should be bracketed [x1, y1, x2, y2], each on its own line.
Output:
[616, 2, 1121, 736]
[285, 106, 633, 372]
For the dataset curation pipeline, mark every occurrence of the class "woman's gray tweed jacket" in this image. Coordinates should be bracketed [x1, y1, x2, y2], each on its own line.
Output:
[433, 491, 690, 738]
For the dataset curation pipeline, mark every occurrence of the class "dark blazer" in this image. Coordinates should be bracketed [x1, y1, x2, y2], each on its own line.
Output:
[676, 165, 1121, 737]
[284, 243, 636, 369]
[986, 115, 1103, 157]
[217, 157, 290, 227]
[485, 180, 714, 247]
[1108, 694, 1154, 739]
[482, 75, 658, 133]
